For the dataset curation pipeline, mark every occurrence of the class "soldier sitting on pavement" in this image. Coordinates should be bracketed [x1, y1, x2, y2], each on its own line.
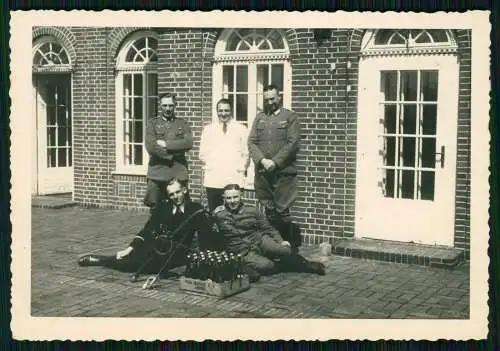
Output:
[77, 178, 217, 275]
[213, 184, 325, 277]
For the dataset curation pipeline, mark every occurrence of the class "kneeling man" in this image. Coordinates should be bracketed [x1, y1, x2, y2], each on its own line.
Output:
[213, 184, 325, 276]
[78, 178, 215, 275]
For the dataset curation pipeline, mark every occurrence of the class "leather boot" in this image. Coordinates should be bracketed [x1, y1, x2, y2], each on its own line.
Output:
[280, 222, 302, 248]
[77, 254, 114, 267]
[277, 254, 325, 276]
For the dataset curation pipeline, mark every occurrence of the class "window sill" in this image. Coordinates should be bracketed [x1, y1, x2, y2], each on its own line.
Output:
[112, 168, 147, 177]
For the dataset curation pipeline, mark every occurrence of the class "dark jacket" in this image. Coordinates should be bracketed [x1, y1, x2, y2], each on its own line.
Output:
[248, 108, 301, 175]
[145, 116, 193, 181]
[213, 203, 283, 256]
[129, 200, 215, 258]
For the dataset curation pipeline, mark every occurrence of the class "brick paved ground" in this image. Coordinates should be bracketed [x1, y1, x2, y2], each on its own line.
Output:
[31, 207, 469, 318]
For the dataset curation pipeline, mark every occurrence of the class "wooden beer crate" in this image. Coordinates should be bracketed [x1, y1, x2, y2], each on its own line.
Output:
[179, 275, 251, 298]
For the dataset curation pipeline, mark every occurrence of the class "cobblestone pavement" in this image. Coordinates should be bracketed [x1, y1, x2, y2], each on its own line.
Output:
[31, 207, 469, 318]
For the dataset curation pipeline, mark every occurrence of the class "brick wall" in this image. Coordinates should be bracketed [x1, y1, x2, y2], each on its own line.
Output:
[454, 29, 472, 258]
[71, 27, 114, 208]
[32, 27, 471, 256]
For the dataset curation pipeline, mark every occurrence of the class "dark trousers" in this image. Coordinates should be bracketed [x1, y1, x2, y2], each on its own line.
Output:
[243, 235, 312, 275]
[254, 171, 301, 246]
[205, 187, 224, 213]
[254, 171, 297, 219]
[94, 248, 187, 275]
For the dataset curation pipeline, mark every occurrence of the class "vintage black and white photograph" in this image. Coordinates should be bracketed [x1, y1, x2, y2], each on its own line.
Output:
[10, 11, 490, 341]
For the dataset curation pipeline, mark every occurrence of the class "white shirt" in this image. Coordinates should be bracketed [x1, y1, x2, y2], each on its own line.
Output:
[172, 204, 185, 215]
[199, 119, 249, 189]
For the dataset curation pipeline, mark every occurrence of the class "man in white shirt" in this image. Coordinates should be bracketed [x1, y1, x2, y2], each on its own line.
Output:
[199, 98, 250, 212]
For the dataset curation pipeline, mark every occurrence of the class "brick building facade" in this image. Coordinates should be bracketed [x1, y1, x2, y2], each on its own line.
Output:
[31, 27, 471, 257]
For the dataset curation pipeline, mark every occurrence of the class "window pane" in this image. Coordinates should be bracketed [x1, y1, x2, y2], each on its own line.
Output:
[47, 106, 56, 125]
[428, 30, 448, 42]
[123, 75, 132, 96]
[385, 169, 395, 198]
[134, 74, 143, 96]
[68, 148, 72, 166]
[57, 107, 68, 126]
[235, 94, 248, 122]
[384, 105, 397, 134]
[271, 64, 284, 92]
[375, 29, 393, 45]
[148, 98, 157, 119]
[58, 148, 67, 167]
[226, 32, 239, 51]
[400, 71, 418, 101]
[385, 136, 396, 166]
[420, 171, 435, 200]
[147, 73, 157, 97]
[236, 66, 248, 92]
[421, 138, 436, 168]
[57, 127, 68, 146]
[381, 71, 397, 101]
[421, 70, 438, 102]
[223, 66, 234, 92]
[389, 31, 406, 45]
[133, 98, 143, 119]
[422, 105, 437, 135]
[47, 148, 57, 168]
[414, 31, 432, 44]
[47, 127, 56, 147]
[268, 29, 284, 49]
[257, 64, 269, 91]
[403, 105, 417, 134]
[259, 41, 270, 50]
[402, 137, 416, 167]
[401, 170, 415, 199]
[134, 145, 143, 165]
[134, 121, 143, 143]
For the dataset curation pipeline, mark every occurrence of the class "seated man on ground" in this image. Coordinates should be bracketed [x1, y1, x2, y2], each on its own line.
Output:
[78, 178, 217, 276]
[213, 184, 325, 278]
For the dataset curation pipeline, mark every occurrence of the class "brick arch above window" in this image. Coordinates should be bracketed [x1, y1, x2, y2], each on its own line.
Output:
[108, 27, 144, 61]
[32, 27, 76, 68]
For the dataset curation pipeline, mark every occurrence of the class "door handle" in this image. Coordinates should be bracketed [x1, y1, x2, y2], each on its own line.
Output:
[435, 145, 445, 168]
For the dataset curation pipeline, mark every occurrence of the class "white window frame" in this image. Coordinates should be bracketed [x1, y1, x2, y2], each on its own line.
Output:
[212, 29, 292, 127]
[114, 31, 158, 175]
[360, 29, 457, 57]
[32, 36, 72, 73]
[212, 29, 291, 190]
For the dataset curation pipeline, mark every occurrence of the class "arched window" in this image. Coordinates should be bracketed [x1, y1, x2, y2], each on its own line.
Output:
[32, 36, 72, 72]
[212, 29, 291, 128]
[361, 29, 457, 56]
[115, 31, 158, 172]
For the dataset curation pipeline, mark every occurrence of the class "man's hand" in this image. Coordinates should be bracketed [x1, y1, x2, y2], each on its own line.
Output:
[281, 241, 291, 248]
[116, 246, 134, 260]
[261, 158, 276, 172]
[156, 140, 167, 148]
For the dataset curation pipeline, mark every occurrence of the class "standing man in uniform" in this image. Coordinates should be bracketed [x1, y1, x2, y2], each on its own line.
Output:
[144, 93, 193, 210]
[248, 84, 301, 247]
[213, 184, 325, 277]
[199, 98, 250, 212]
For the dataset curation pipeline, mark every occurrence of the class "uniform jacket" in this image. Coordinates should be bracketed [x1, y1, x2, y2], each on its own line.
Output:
[129, 200, 214, 258]
[213, 203, 283, 256]
[247, 108, 301, 175]
[145, 115, 193, 181]
[199, 119, 249, 189]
